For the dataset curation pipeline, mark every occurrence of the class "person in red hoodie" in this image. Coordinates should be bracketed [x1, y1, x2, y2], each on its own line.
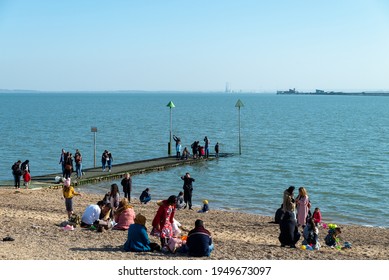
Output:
[23, 170, 31, 189]
[312, 207, 322, 226]
[152, 195, 177, 249]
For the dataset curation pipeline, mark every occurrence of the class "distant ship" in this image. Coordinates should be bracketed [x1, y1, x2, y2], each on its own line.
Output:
[276, 88, 389, 96]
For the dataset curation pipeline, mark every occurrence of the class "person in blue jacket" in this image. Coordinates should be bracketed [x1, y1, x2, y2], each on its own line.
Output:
[123, 213, 160, 252]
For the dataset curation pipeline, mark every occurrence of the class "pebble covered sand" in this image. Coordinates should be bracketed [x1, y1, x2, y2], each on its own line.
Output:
[0, 188, 388, 260]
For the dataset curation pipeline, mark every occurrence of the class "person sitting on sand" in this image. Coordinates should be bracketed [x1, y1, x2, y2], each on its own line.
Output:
[197, 200, 209, 213]
[278, 210, 301, 248]
[139, 188, 151, 204]
[81, 201, 104, 228]
[186, 219, 214, 257]
[112, 198, 135, 230]
[312, 207, 322, 226]
[302, 218, 320, 250]
[325, 227, 342, 247]
[123, 213, 161, 252]
[176, 191, 186, 210]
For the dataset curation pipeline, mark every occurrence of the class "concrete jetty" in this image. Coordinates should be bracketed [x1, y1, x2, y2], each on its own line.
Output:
[30, 153, 232, 188]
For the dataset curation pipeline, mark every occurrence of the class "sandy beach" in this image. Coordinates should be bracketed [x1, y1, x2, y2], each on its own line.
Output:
[0, 188, 388, 260]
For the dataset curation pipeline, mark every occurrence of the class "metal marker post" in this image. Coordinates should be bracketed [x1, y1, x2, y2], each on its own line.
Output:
[166, 101, 175, 155]
[235, 99, 244, 155]
[91, 127, 97, 167]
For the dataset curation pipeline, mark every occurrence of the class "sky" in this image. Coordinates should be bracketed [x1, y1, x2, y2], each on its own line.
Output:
[1, 0, 389, 92]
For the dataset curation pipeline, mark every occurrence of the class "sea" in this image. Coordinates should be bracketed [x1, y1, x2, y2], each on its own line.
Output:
[1, 92, 388, 228]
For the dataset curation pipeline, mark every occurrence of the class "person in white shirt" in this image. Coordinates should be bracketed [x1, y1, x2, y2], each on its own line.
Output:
[81, 201, 104, 227]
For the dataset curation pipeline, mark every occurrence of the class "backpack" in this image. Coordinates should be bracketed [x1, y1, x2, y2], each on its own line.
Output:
[68, 213, 81, 227]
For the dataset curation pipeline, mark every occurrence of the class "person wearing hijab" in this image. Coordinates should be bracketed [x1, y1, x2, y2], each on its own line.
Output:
[123, 213, 160, 252]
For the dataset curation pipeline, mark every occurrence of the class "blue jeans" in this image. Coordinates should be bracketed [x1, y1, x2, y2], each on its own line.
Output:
[141, 196, 151, 204]
[76, 163, 82, 177]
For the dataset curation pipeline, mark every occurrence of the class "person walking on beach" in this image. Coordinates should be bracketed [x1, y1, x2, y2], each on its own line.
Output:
[181, 172, 195, 210]
[152, 195, 177, 249]
[62, 177, 81, 219]
[121, 173, 132, 201]
[74, 149, 83, 179]
[11, 160, 22, 189]
[295, 187, 310, 227]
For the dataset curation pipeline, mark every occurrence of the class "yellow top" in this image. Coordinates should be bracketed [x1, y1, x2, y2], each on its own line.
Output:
[63, 186, 79, 199]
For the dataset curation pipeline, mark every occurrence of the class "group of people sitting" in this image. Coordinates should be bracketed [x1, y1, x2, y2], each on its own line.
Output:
[71, 182, 213, 257]
[276, 186, 342, 250]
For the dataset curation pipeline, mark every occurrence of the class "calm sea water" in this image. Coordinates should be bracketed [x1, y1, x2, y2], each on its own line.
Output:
[1, 92, 388, 228]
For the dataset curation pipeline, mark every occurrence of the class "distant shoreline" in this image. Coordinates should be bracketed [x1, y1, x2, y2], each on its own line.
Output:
[277, 89, 389, 96]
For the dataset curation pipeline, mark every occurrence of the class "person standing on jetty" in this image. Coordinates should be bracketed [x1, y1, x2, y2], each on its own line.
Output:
[121, 173, 132, 201]
[101, 150, 108, 171]
[107, 151, 113, 172]
[74, 149, 83, 179]
[59, 149, 66, 176]
[11, 160, 22, 189]
[173, 135, 181, 148]
[204, 136, 210, 158]
[64, 152, 73, 179]
[181, 172, 195, 210]
[214, 142, 219, 158]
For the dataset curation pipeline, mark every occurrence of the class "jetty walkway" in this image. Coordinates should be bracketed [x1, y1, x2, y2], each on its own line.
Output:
[31, 153, 232, 188]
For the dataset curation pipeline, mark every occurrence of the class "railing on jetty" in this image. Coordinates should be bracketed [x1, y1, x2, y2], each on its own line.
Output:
[31, 153, 233, 188]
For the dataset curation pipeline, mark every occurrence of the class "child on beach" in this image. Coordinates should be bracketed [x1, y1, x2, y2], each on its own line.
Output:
[62, 178, 81, 219]
[198, 200, 209, 213]
[312, 207, 322, 226]
[325, 227, 342, 247]
[140, 188, 151, 204]
[23, 170, 31, 189]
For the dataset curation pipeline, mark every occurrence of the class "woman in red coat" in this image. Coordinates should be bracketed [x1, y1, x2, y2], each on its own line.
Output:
[152, 195, 177, 248]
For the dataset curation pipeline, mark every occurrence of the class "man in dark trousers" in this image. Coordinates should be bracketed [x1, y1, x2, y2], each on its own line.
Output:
[181, 172, 195, 210]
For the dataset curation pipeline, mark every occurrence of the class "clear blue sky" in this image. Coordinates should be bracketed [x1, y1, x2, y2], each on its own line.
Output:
[1, 0, 388, 92]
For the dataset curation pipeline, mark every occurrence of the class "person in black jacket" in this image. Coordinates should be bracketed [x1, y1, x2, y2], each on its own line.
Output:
[11, 160, 22, 189]
[187, 219, 213, 257]
[279, 210, 301, 248]
[181, 172, 195, 210]
[121, 173, 132, 201]
[274, 204, 285, 224]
